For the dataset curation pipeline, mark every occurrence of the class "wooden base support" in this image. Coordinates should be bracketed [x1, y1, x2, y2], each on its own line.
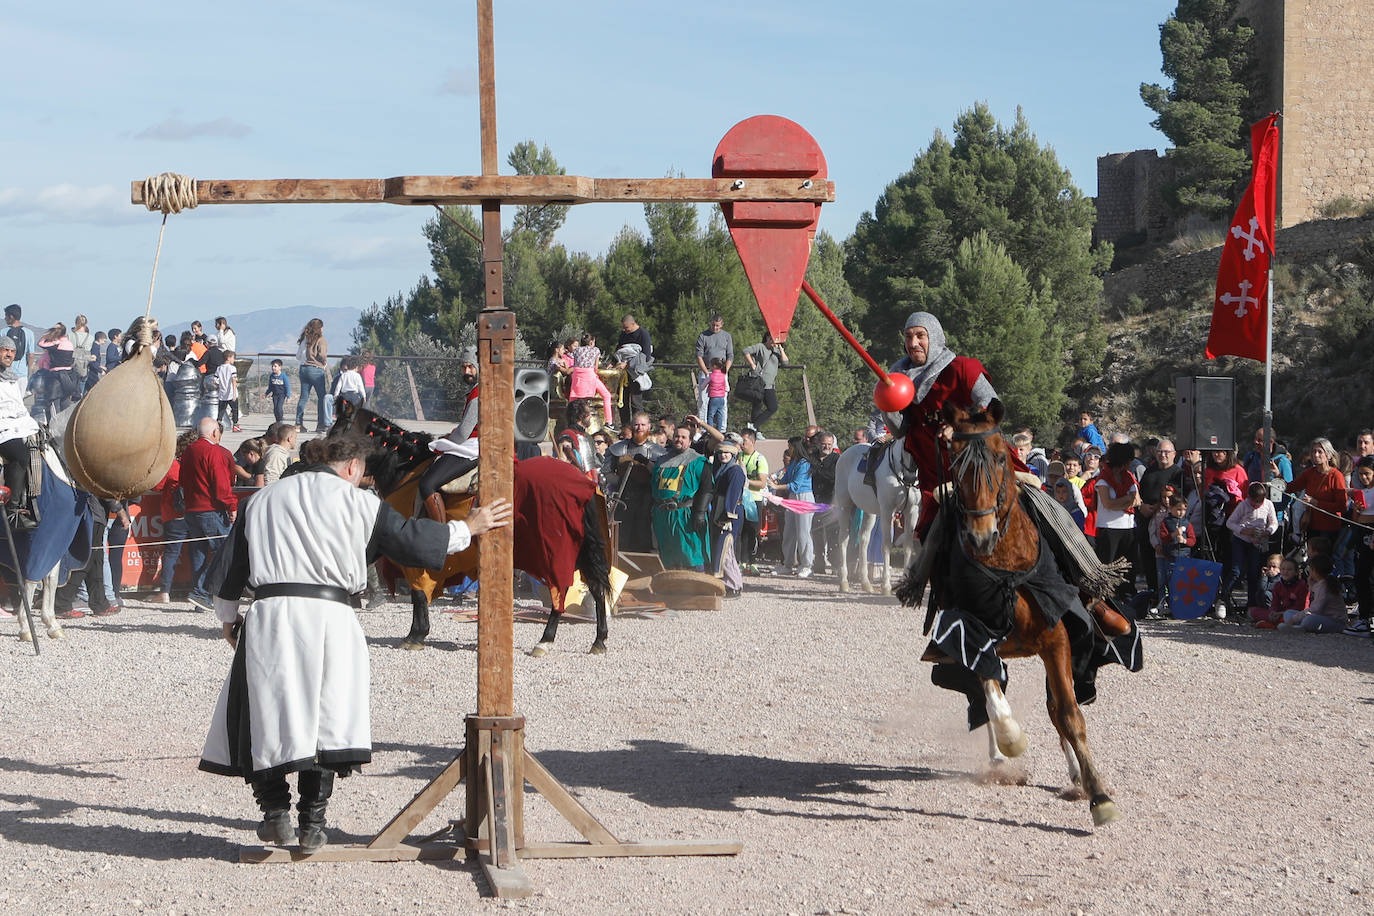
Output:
[239, 714, 740, 899]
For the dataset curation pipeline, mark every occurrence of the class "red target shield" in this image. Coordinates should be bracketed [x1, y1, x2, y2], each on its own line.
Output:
[713, 116, 827, 343]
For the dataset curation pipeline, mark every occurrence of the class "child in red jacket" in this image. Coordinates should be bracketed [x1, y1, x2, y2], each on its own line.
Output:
[1255, 556, 1308, 628]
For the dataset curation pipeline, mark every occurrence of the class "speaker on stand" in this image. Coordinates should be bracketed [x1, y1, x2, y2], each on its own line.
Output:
[514, 369, 551, 443]
[1175, 376, 1235, 451]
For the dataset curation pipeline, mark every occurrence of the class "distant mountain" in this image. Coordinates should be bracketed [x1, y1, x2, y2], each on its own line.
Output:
[162, 305, 361, 357]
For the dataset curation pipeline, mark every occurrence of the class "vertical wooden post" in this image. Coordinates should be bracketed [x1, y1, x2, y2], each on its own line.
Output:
[474, 0, 515, 720]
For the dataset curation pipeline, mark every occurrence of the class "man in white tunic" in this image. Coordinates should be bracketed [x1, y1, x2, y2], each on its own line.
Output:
[199, 433, 511, 854]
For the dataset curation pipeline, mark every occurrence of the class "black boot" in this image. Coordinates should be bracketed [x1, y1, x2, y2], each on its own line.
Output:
[296, 766, 335, 854]
[250, 774, 294, 846]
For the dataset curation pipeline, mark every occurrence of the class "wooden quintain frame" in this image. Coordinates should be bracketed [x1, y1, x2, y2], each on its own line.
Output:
[132, 1, 833, 898]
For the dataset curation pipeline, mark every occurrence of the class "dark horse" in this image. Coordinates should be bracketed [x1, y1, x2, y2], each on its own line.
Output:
[906, 399, 1138, 828]
[330, 402, 613, 655]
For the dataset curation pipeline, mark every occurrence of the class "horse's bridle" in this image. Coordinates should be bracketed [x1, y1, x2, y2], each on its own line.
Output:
[949, 426, 1012, 537]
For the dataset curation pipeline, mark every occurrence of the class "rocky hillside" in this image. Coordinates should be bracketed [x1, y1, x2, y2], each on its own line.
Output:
[1070, 214, 1374, 450]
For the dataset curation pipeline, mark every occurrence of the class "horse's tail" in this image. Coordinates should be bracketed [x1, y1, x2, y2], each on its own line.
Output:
[576, 495, 612, 603]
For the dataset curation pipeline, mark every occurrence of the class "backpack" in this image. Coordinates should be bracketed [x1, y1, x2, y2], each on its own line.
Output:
[70, 329, 92, 379]
[1205, 482, 1230, 529]
[5, 326, 26, 363]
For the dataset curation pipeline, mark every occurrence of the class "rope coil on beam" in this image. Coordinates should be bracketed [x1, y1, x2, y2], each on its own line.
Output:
[141, 172, 198, 214]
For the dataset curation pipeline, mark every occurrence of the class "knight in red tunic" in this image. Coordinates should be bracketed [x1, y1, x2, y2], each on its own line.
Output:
[868, 311, 1018, 538]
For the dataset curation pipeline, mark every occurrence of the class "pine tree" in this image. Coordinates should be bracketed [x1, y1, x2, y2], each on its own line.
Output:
[844, 103, 1109, 377]
[932, 232, 1068, 435]
[1140, 0, 1265, 219]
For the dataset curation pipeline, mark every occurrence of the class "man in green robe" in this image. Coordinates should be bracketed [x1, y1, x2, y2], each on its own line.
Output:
[652, 424, 713, 570]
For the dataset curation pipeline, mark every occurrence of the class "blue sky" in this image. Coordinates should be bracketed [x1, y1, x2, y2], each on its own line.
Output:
[1, 1, 1176, 339]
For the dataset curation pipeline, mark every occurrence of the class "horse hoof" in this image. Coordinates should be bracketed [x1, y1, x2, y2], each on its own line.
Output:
[838, 582, 849, 594]
[1090, 799, 1120, 826]
[48, 627, 65, 639]
[588, 642, 606, 655]
[529, 643, 550, 658]
[994, 723, 1028, 758]
[400, 640, 425, 651]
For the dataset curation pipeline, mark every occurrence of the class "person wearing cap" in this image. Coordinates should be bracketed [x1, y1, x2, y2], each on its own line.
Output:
[0, 335, 40, 528]
[416, 348, 480, 523]
[709, 433, 747, 597]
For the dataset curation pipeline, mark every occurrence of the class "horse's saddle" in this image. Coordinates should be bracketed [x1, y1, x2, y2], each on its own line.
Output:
[439, 467, 479, 495]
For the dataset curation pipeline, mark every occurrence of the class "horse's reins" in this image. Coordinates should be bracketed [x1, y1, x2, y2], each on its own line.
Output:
[949, 425, 1013, 541]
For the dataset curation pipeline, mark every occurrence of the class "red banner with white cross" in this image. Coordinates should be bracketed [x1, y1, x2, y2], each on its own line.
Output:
[1206, 114, 1280, 362]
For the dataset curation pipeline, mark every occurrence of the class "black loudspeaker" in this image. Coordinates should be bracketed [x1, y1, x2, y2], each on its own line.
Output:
[1175, 376, 1235, 450]
[514, 368, 550, 442]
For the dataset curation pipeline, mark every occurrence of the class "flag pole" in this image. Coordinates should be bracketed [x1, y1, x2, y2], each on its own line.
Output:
[1262, 266, 1273, 485]
[1262, 113, 1281, 487]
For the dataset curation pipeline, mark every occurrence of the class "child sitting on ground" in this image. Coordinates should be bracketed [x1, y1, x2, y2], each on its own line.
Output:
[1250, 553, 1283, 621]
[1257, 556, 1307, 628]
[1278, 555, 1345, 632]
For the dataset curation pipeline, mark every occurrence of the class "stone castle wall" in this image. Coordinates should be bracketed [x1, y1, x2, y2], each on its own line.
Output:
[1276, 0, 1374, 223]
[1103, 213, 1374, 306]
[1096, 1, 1374, 241]
[1093, 150, 1176, 246]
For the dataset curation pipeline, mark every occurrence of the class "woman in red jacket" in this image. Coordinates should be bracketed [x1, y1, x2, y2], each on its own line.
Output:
[1284, 438, 1347, 540]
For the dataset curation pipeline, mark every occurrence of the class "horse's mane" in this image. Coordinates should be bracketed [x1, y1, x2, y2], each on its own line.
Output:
[329, 402, 435, 496]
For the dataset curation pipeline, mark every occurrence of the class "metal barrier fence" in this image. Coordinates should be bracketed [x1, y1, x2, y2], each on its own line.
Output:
[233, 354, 818, 437]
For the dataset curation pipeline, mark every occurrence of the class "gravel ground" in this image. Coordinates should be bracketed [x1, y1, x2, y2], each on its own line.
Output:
[1, 574, 1370, 915]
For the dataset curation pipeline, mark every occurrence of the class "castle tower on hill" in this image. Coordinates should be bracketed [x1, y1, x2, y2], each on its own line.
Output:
[1095, 0, 1374, 246]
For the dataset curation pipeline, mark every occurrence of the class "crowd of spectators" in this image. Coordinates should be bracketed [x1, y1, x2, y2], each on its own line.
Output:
[999, 411, 1374, 640]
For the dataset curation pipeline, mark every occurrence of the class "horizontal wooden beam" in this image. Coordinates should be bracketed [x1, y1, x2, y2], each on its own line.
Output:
[130, 175, 834, 207]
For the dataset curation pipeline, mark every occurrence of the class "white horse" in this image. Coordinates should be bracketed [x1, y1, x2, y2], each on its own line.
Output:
[824, 442, 919, 594]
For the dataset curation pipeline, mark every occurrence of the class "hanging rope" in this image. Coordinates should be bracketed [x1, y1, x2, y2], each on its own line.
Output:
[140, 173, 198, 320]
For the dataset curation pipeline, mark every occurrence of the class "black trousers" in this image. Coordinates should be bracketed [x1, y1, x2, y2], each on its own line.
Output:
[618, 387, 644, 429]
[1134, 514, 1158, 591]
[0, 437, 28, 504]
[1094, 526, 1135, 598]
[740, 518, 759, 565]
[748, 388, 779, 429]
[418, 453, 478, 502]
[56, 540, 111, 613]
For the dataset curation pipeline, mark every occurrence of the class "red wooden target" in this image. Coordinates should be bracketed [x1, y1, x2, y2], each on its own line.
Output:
[713, 115, 826, 343]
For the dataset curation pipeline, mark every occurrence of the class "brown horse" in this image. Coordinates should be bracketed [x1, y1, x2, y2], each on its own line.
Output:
[928, 399, 1133, 827]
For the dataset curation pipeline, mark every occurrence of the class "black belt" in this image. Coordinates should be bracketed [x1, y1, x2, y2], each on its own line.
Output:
[655, 498, 689, 509]
[255, 583, 363, 609]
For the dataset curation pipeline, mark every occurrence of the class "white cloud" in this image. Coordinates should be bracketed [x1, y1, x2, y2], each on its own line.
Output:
[286, 235, 425, 270]
[135, 115, 252, 141]
[438, 67, 478, 96]
[0, 183, 147, 225]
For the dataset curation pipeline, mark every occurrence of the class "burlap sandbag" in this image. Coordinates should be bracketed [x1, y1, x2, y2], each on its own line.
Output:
[64, 346, 176, 500]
